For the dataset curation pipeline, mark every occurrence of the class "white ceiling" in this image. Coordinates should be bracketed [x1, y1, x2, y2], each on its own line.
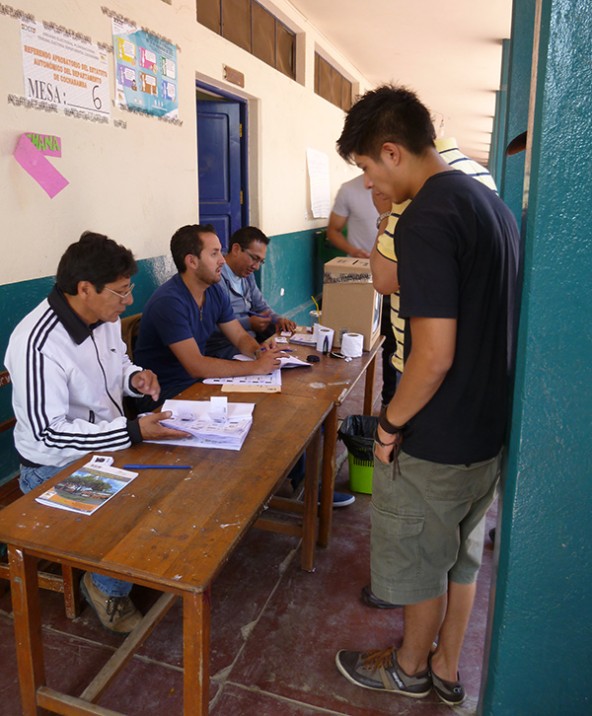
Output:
[287, 0, 514, 165]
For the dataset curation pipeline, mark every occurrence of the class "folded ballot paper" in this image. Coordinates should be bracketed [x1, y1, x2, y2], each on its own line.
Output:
[155, 398, 255, 450]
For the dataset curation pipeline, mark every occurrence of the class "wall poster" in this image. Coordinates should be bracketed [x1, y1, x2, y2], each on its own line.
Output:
[112, 18, 178, 118]
[20, 20, 110, 118]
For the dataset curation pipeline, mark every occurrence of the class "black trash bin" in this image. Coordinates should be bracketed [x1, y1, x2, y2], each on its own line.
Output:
[338, 415, 378, 494]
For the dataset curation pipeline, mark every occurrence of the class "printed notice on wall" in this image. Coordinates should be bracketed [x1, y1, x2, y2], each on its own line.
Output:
[112, 18, 178, 118]
[306, 148, 330, 218]
[21, 21, 110, 117]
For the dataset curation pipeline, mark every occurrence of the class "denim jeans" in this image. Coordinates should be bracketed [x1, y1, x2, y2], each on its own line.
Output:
[19, 462, 133, 598]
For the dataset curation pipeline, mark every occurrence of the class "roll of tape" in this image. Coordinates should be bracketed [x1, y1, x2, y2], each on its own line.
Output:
[341, 332, 363, 358]
[315, 327, 334, 353]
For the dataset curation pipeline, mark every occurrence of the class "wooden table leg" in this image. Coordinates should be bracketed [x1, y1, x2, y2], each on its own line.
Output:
[183, 587, 211, 715]
[9, 545, 46, 715]
[300, 428, 320, 571]
[363, 353, 377, 415]
[318, 407, 338, 548]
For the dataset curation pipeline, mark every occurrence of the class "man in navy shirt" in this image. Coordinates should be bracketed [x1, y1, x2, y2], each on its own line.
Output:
[333, 86, 519, 705]
[135, 224, 283, 406]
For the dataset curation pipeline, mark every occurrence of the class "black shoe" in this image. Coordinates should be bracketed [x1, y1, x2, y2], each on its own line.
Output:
[428, 654, 465, 705]
[360, 584, 400, 609]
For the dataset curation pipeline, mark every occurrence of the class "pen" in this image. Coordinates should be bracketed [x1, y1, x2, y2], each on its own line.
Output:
[122, 464, 192, 470]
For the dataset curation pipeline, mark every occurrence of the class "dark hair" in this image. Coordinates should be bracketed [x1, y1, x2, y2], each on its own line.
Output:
[56, 231, 137, 295]
[170, 224, 216, 273]
[229, 226, 270, 251]
[337, 85, 436, 162]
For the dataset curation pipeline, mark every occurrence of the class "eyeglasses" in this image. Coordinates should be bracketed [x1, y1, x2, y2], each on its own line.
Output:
[103, 283, 135, 300]
[241, 247, 265, 266]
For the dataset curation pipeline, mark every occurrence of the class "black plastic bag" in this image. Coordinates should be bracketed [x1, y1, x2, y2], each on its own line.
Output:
[338, 415, 378, 461]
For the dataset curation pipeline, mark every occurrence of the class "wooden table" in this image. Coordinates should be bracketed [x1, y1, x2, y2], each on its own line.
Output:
[279, 337, 383, 547]
[0, 390, 332, 715]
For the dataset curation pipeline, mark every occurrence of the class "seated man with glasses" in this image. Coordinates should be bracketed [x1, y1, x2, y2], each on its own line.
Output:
[5, 231, 189, 635]
[205, 226, 297, 360]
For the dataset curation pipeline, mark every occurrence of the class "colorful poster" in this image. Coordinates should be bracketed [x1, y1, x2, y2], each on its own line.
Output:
[20, 20, 110, 117]
[112, 19, 178, 118]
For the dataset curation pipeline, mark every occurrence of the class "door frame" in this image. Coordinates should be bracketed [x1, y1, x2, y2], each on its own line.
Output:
[196, 80, 249, 230]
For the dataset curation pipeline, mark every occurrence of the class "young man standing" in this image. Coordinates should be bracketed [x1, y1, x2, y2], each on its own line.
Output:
[134, 224, 283, 405]
[334, 86, 519, 704]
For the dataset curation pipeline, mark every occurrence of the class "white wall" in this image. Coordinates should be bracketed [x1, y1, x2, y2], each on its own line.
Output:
[0, 0, 368, 286]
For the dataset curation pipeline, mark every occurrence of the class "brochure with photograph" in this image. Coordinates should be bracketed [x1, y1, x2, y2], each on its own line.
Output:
[35, 462, 138, 516]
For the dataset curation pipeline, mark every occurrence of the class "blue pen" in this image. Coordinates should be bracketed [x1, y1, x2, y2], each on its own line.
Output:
[123, 464, 192, 470]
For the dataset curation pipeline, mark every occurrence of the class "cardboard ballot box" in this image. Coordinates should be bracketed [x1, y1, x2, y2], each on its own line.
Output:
[321, 257, 382, 351]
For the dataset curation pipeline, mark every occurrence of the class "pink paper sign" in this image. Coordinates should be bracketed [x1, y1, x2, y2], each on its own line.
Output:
[13, 134, 69, 199]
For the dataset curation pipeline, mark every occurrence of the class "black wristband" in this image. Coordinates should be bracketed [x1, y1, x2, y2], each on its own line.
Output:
[374, 430, 400, 448]
[379, 408, 406, 435]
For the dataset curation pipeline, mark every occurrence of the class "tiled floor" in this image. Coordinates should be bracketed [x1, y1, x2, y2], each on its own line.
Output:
[0, 363, 497, 715]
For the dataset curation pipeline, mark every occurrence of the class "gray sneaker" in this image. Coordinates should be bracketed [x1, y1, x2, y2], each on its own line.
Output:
[80, 572, 142, 635]
[335, 647, 431, 698]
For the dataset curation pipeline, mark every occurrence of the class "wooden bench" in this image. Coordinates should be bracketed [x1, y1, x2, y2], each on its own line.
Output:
[0, 369, 79, 618]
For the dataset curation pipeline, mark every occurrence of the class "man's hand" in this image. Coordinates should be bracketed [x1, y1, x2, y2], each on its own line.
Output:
[253, 344, 283, 373]
[138, 411, 191, 441]
[374, 424, 403, 465]
[276, 316, 297, 333]
[348, 247, 370, 259]
[249, 311, 272, 333]
[131, 370, 160, 401]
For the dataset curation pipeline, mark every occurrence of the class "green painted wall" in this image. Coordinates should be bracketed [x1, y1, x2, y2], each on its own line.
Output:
[260, 227, 326, 325]
[0, 229, 320, 485]
[482, 0, 592, 713]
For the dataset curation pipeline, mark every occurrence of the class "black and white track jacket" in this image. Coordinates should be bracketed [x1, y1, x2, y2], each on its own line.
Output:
[4, 286, 143, 468]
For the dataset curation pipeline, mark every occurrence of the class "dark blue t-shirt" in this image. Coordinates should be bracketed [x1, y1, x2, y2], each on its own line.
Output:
[135, 274, 234, 399]
[396, 170, 519, 464]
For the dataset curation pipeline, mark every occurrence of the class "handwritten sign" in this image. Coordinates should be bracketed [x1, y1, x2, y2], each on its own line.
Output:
[25, 132, 62, 156]
[21, 20, 110, 118]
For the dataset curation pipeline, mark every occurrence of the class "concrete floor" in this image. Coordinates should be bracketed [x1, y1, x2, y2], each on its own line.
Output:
[0, 363, 497, 715]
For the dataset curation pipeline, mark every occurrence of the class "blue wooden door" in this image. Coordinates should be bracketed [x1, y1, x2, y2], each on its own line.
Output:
[197, 100, 244, 250]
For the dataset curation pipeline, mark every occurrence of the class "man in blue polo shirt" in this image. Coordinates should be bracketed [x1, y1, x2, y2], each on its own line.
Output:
[135, 224, 283, 406]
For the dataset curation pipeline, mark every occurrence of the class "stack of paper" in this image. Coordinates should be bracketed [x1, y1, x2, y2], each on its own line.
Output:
[289, 332, 316, 346]
[156, 399, 255, 450]
[204, 367, 282, 392]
